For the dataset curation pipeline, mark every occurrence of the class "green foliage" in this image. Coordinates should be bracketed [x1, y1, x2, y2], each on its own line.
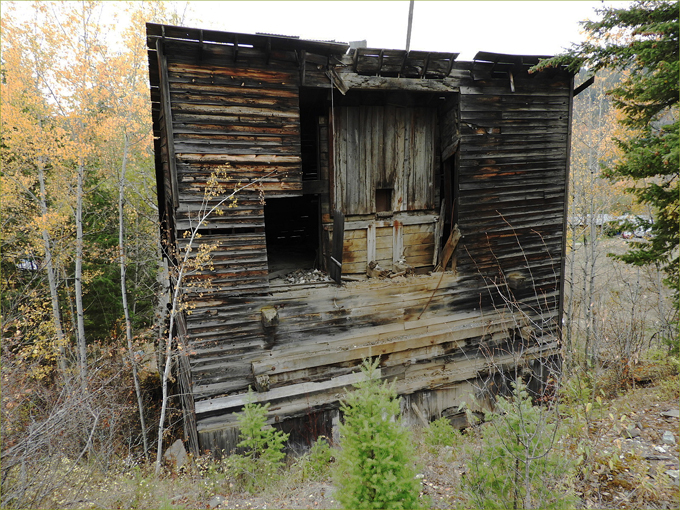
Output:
[423, 417, 462, 452]
[463, 381, 577, 509]
[334, 358, 422, 510]
[298, 436, 334, 482]
[232, 388, 289, 493]
[534, 1, 679, 308]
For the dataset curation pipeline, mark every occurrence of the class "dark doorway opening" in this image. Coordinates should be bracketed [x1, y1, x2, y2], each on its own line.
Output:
[264, 196, 320, 274]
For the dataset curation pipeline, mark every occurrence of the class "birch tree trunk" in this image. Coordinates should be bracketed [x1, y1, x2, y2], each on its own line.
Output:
[118, 133, 149, 457]
[75, 160, 88, 387]
[37, 160, 67, 373]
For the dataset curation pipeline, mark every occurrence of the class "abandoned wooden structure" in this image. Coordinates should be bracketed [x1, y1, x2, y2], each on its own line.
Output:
[147, 23, 578, 454]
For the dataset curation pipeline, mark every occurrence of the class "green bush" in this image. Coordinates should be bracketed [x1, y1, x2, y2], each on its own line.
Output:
[463, 380, 576, 509]
[423, 416, 462, 452]
[334, 358, 423, 509]
[232, 388, 289, 492]
[298, 436, 334, 482]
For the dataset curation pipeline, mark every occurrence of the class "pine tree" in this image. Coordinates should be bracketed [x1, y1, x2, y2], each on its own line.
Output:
[334, 358, 422, 510]
[535, 1, 679, 308]
[232, 389, 289, 492]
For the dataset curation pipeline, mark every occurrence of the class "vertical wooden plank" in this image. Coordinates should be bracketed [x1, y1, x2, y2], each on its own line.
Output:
[393, 220, 404, 263]
[371, 107, 384, 212]
[330, 211, 345, 284]
[375, 106, 385, 187]
[156, 39, 179, 209]
[406, 108, 416, 210]
[333, 107, 347, 214]
[426, 109, 437, 209]
[346, 107, 361, 214]
[433, 201, 445, 266]
[383, 106, 397, 205]
[412, 108, 424, 210]
[394, 107, 407, 212]
[366, 223, 376, 264]
[360, 107, 372, 214]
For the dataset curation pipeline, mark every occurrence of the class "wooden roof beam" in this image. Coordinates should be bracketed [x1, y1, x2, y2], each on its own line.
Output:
[420, 52, 431, 78]
[445, 52, 456, 77]
[399, 51, 409, 78]
[331, 73, 459, 92]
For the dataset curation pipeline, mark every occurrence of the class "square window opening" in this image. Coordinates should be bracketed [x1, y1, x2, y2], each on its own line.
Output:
[376, 188, 392, 213]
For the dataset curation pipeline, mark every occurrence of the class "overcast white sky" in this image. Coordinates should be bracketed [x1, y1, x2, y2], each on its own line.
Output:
[181, 1, 633, 60]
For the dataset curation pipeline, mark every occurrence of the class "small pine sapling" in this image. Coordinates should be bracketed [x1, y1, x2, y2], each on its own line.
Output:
[334, 358, 423, 509]
[463, 380, 576, 509]
[233, 388, 289, 492]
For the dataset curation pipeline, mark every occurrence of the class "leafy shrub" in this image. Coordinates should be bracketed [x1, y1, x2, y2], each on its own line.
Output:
[334, 358, 423, 509]
[298, 436, 334, 481]
[423, 417, 461, 452]
[232, 388, 289, 492]
[463, 380, 577, 509]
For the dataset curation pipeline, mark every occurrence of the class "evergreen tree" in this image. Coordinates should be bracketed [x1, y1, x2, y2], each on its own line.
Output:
[535, 1, 679, 307]
[334, 358, 422, 510]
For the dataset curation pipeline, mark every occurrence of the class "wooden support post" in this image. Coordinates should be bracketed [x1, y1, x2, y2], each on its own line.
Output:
[411, 402, 429, 427]
[435, 224, 461, 272]
[393, 221, 404, 265]
[300, 50, 306, 86]
[367, 223, 376, 264]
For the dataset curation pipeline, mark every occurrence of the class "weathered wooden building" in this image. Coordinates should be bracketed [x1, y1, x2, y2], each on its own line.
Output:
[147, 23, 578, 454]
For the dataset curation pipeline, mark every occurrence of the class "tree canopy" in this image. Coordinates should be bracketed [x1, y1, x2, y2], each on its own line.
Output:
[534, 0, 679, 306]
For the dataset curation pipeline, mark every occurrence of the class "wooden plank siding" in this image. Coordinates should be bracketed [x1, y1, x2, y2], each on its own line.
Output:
[333, 106, 437, 215]
[454, 62, 573, 339]
[148, 24, 574, 455]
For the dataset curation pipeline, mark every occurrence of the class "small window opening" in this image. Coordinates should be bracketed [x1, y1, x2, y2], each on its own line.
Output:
[376, 188, 392, 213]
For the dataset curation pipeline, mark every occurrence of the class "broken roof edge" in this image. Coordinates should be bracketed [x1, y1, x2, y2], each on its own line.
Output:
[473, 51, 554, 66]
[146, 23, 568, 70]
[146, 22, 350, 56]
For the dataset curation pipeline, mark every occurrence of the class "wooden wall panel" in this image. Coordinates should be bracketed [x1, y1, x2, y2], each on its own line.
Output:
[455, 64, 573, 337]
[333, 106, 437, 215]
